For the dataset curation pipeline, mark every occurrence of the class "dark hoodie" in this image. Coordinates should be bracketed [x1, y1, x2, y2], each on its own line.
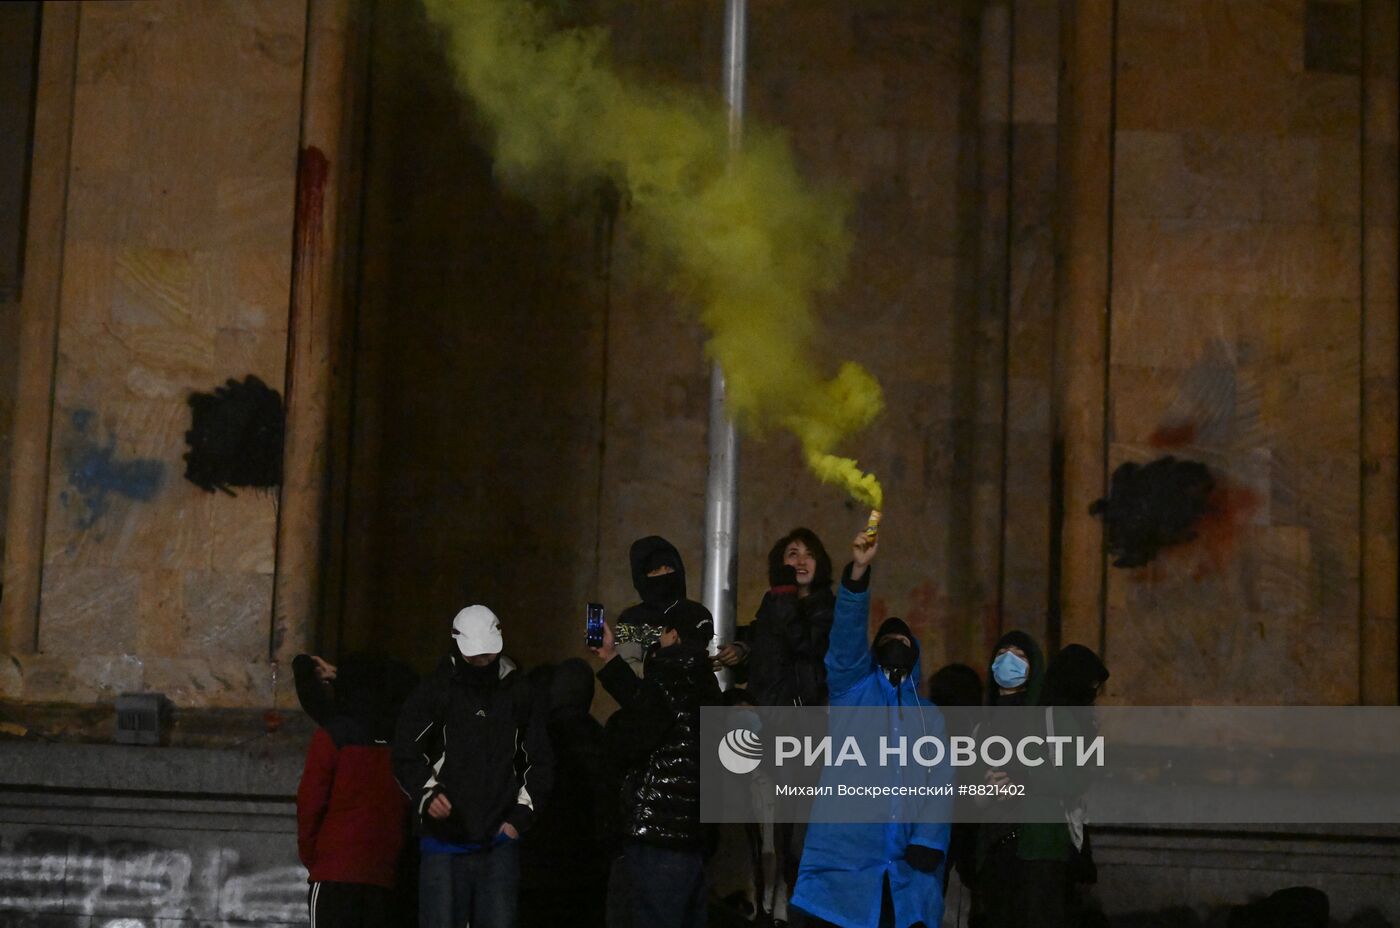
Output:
[984, 629, 1046, 707]
[520, 659, 610, 928]
[974, 630, 1048, 868]
[1039, 644, 1109, 708]
[1014, 644, 1111, 865]
[615, 536, 713, 671]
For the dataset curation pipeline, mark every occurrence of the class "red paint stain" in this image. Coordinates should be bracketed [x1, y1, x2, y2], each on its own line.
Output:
[287, 145, 331, 404]
[1141, 479, 1260, 582]
[1191, 483, 1259, 580]
[905, 582, 940, 631]
[868, 597, 889, 634]
[296, 145, 330, 253]
[1149, 423, 1196, 449]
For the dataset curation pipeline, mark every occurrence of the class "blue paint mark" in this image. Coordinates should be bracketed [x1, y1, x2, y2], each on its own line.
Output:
[63, 408, 165, 529]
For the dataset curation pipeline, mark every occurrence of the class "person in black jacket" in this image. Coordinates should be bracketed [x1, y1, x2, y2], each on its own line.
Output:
[613, 536, 714, 675]
[519, 659, 612, 928]
[591, 594, 722, 928]
[392, 604, 554, 928]
[717, 527, 836, 707]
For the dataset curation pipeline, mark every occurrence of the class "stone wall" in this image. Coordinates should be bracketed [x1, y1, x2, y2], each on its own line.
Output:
[0, 0, 1395, 706]
[1, 0, 309, 707]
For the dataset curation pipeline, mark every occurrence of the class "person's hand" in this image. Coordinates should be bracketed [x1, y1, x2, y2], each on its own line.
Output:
[498, 822, 520, 840]
[985, 768, 1015, 800]
[427, 792, 453, 820]
[590, 620, 617, 662]
[850, 532, 879, 580]
[714, 642, 748, 667]
[310, 656, 337, 682]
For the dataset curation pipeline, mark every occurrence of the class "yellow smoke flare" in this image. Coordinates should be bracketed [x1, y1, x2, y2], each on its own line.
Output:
[422, 0, 884, 508]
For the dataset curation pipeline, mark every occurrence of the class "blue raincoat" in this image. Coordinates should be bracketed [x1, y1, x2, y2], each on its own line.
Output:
[790, 574, 952, 928]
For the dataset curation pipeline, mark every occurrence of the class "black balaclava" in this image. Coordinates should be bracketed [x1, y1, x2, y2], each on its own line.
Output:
[874, 616, 917, 685]
[1040, 644, 1109, 707]
[927, 662, 984, 709]
[629, 536, 686, 606]
[459, 655, 501, 689]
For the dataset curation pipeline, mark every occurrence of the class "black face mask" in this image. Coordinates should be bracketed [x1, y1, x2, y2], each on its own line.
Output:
[638, 571, 684, 606]
[460, 657, 500, 687]
[876, 639, 915, 681]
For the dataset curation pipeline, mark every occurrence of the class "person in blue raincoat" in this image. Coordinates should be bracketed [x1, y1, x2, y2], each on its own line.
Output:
[790, 528, 952, 928]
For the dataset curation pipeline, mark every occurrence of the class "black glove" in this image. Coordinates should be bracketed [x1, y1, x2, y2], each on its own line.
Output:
[904, 844, 944, 874]
[769, 563, 799, 590]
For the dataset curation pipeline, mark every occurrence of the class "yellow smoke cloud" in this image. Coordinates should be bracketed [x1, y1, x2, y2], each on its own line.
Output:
[421, 0, 884, 509]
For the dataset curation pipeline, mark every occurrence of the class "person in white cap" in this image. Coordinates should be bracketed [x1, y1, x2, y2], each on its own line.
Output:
[393, 605, 554, 928]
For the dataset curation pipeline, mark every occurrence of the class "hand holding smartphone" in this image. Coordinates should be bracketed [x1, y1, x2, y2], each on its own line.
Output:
[585, 602, 606, 649]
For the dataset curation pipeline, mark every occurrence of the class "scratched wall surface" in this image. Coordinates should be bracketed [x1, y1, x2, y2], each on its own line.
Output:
[23, 1, 306, 705]
[1104, 0, 1368, 704]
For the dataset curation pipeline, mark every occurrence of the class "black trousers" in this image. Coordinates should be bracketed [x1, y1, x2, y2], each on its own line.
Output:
[308, 881, 393, 928]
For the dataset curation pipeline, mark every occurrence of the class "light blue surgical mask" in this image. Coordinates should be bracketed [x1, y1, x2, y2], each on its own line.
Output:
[991, 651, 1029, 689]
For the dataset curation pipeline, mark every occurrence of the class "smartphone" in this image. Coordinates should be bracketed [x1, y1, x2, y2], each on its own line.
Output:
[585, 602, 606, 648]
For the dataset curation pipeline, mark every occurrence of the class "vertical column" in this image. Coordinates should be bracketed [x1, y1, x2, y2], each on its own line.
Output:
[1052, 0, 1114, 653]
[1000, 0, 1060, 645]
[0, 2, 79, 657]
[1360, 0, 1399, 705]
[969, 0, 1010, 657]
[272, 0, 356, 680]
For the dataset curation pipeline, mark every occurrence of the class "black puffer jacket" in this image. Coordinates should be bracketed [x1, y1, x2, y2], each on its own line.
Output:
[597, 643, 722, 849]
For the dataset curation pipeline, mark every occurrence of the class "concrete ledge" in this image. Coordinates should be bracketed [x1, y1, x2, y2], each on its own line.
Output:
[0, 740, 304, 798]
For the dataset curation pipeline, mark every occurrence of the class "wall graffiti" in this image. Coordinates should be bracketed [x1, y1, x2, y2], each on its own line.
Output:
[59, 409, 165, 529]
[183, 375, 285, 496]
[1089, 456, 1216, 568]
[0, 832, 305, 926]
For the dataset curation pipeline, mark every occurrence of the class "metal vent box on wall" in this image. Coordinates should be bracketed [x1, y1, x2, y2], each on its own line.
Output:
[115, 692, 170, 745]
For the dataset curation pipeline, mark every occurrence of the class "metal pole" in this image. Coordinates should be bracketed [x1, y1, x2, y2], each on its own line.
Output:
[703, 0, 745, 684]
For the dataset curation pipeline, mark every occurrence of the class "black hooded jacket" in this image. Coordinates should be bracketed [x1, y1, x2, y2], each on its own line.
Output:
[597, 641, 723, 849]
[984, 629, 1046, 707]
[615, 536, 712, 664]
[392, 652, 554, 845]
[1039, 644, 1109, 708]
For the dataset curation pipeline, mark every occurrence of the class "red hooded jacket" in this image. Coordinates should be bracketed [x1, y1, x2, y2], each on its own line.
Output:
[296, 722, 407, 887]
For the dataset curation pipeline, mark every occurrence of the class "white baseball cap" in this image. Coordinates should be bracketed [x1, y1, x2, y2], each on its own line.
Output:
[452, 605, 503, 657]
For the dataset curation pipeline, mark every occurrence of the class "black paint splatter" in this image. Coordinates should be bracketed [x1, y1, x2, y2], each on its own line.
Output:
[184, 376, 284, 496]
[1090, 456, 1215, 568]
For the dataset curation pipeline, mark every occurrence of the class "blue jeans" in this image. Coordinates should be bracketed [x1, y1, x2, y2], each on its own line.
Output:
[615, 842, 706, 928]
[419, 840, 520, 928]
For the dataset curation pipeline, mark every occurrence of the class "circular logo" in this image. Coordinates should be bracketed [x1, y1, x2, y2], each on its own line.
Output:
[718, 728, 763, 775]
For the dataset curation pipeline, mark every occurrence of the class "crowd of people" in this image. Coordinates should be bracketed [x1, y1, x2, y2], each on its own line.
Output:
[293, 522, 1114, 928]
